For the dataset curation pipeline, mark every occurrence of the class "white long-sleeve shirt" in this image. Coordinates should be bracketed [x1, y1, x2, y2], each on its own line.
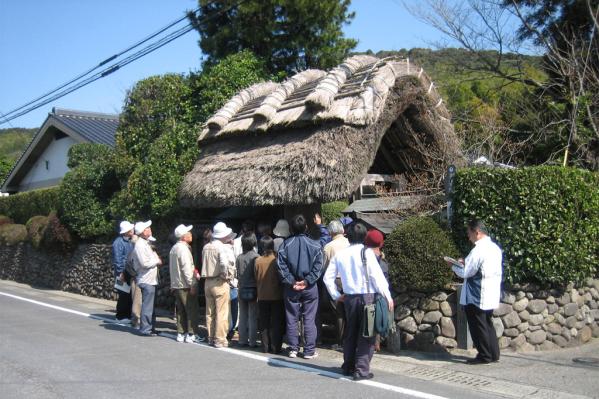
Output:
[133, 237, 161, 285]
[169, 241, 195, 289]
[324, 244, 392, 303]
[452, 236, 502, 310]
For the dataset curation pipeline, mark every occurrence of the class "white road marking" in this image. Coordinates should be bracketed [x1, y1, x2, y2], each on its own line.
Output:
[0, 290, 450, 399]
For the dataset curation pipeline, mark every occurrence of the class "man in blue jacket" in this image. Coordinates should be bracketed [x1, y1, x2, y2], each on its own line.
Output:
[112, 220, 135, 324]
[277, 214, 323, 359]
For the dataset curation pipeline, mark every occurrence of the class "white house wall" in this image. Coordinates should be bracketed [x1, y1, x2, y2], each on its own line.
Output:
[18, 135, 78, 191]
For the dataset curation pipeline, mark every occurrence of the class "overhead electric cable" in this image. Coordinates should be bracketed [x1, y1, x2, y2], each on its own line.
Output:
[1, 0, 244, 125]
[1, 7, 201, 120]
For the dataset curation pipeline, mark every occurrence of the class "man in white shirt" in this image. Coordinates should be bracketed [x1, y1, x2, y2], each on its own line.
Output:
[169, 224, 204, 344]
[449, 219, 502, 364]
[324, 223, 393, 381]
[133, 220, 162, 336]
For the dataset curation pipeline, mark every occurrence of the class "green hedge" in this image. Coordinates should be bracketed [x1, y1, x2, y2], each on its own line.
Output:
[453, 166, 599, 285]
[0, 187, 60, 224]
[0, 224, 27, 245]
[386, 216, 459, 292]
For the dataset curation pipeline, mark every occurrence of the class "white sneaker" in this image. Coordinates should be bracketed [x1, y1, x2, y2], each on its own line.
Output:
[116, 318, 131, 325]
[185, 334, 205, 344]
[288, 350, 298, 358]
[303, 352, 319, 360]
[176, 333, 185, 342]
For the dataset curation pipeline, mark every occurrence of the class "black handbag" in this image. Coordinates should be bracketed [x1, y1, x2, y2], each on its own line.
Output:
[239, 286, 257, 301]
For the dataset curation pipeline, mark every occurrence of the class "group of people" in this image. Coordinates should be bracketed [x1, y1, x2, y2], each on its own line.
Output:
[112, 214, 503, 380]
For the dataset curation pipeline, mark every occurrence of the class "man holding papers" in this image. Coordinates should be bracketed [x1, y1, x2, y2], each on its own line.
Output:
[448, 220, 503, 365]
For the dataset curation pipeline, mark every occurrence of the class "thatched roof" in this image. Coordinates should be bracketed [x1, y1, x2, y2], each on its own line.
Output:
[180, 55, 462, 208]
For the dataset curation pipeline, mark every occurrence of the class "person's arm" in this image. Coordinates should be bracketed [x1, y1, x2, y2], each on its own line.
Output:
[180, 246, 195, 287]
[366, 250, 393, 307]
[323, 255, 341, 301]
[135, 242, 159, 270]
[304, 244, 323, 286]
[314, 214, 331, 247]
[112, 240, 125, 277]
[276, 242, 295, 285]
[452, 250, 480, 279]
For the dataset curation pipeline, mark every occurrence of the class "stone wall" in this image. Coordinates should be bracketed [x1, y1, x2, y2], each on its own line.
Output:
[491, 282, 599, 351]
[390, 282, 599, 352]
[0, 242, 175, 309]
[1, 241, 598, 352]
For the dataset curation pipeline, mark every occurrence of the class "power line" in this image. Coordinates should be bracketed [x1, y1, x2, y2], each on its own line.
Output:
[1, 0, 244, 125]
[1, 7, 201, 120]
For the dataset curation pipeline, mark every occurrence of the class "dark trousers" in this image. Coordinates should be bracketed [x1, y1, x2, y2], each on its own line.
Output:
[229, 287, 239, 337]
[139, 283, 156, 335]
[343, 294, 375, 377]
[284, 284, 319, 355]
[315, 280, 345, 345]
[465, 304, 500, 362]
[116, 290, 132, 320]
[258, 300, 285, 353]
[175, 288, 200, 335]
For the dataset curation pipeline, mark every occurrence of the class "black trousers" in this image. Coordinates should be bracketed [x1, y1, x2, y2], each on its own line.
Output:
[258, 300, 285, 353]
[116, 290, 132, 320]
[343, 294, 375, 377]
[465, 304, 500, 362]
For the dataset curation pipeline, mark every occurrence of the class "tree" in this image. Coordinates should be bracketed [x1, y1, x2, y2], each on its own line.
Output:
[0, 155, 12, 184]
[406, 0, 599, 169]
[188, 0, 357, 75]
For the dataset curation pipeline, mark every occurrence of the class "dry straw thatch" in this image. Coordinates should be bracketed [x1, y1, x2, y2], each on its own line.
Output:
[180, 55, 462, 208]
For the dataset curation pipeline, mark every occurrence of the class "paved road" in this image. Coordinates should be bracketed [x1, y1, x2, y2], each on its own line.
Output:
[0, 280, 597, 399]
[0, 282, 496, 399]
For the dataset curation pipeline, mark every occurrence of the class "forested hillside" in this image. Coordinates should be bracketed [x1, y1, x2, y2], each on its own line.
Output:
[0, 128, 36, 160]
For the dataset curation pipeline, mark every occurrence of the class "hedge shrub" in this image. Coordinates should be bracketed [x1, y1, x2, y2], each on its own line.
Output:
[0, 187, 60, 224]
[0, 223, 27, 245]
[386, 216, 459, 292]
[321, 201, 349, 224]
[453, 166, 599, 285]
[59, 144, 120, 239]
[0, 215, 14, 226]
[26, 215, 49, 248]
[41, 212, 74, 253]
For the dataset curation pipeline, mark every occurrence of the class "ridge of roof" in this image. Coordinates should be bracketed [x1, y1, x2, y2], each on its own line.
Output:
[51, 107, 119, 121]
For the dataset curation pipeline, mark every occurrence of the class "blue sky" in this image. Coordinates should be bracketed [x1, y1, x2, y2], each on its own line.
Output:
[0, 0, 447, 128]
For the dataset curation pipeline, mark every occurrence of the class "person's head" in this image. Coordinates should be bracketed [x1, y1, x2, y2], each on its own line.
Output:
[348, 222, 368, 245]
[257, 221, 272, 237]
[273, 219, 290, 238]
[290, 214, 307, 235]
[259, 235, 275, 255]
[119, 220, 135, 238]
[241, 219, 256, 234]
[212, 221, 236, 243]
[241, 232, 257, 253]
[467, 219, 489, 244]
[174, 224, 193, 244]
[134, 220, 152, 240]
[327, 220, 344, 237]
[364, 229, 384, 249]
[339, 216, 353, 235]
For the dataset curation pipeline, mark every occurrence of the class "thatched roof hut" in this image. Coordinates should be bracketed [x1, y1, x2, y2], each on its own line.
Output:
[180, 55, 462, 209]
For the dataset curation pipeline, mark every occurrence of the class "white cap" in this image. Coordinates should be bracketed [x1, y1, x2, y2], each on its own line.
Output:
[212, 222, 235, 240]
[134, 220, 152, 235]
[273, 219, 290, 238]
[119, 220, 135, 235]
[174, 224, 193, 238]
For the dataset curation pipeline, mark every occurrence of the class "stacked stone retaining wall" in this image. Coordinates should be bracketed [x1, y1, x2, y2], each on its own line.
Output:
[1, 242, 597, 351]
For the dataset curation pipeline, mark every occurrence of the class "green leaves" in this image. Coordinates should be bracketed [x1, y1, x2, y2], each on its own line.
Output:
[453, 166, 599, 286]
[386, 216, 459, 292]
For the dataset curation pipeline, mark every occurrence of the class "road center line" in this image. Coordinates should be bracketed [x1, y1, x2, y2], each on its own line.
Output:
[0, 290, 450, 399]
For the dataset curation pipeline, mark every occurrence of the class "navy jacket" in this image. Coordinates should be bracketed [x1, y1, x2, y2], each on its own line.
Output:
[277, 234, 323, 287]
[112, 236, 133, 277]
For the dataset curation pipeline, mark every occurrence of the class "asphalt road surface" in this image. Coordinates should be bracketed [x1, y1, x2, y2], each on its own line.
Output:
[0, 284, 515, 399]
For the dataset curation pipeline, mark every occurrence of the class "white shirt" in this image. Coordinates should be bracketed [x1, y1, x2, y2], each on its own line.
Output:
[452, 236, 502, 310]
[133, 237, 161, 285]
[324, 244, 392, 303]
